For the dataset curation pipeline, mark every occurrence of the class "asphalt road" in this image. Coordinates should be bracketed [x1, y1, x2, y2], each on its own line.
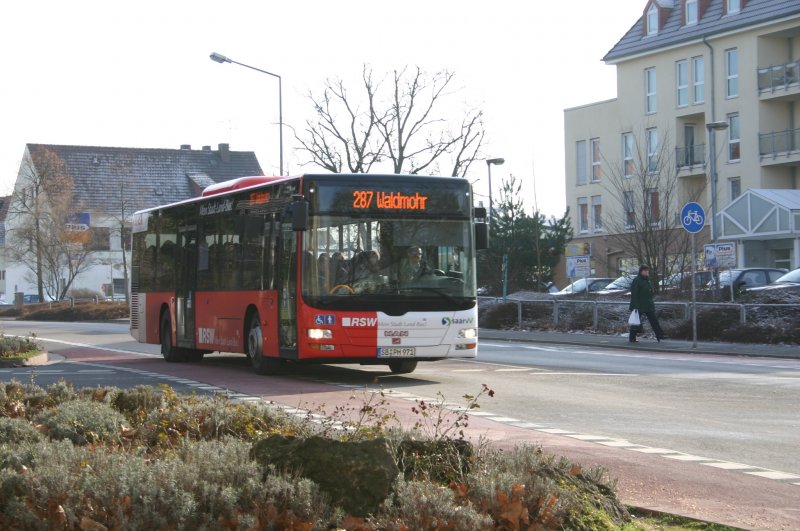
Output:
[2, 320, 799, 527]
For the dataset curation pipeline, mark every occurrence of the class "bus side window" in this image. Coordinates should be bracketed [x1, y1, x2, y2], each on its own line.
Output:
[241, 215, 265, 290]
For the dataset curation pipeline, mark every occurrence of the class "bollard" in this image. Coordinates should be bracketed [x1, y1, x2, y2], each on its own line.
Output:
[517, 301, 523, 327]
[592, 302, 599, 329]
[70, 297, 75, 308]
[553, 299, 559, 326]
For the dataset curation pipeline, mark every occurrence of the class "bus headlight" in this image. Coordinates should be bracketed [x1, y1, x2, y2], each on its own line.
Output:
[307, 329, 333, 340]
[458, 328, 477, 340]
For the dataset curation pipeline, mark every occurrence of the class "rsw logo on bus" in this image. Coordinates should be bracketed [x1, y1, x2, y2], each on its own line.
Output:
[342, 317, 378, 327]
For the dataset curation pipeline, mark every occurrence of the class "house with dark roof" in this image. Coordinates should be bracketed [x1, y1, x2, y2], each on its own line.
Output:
[562, 0, 800, 285]
[3, 143, 262, 299]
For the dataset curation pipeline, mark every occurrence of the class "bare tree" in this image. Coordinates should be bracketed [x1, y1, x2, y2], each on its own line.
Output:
[296, 65, 386, 173]
[7, 147, 93, 300]
[601, 130, 702, 289]
[297, 65, 484, 177]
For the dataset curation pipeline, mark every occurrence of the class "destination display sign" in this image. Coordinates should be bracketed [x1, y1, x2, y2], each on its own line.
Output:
[310, 178, 470, 216]
[352, 190, 429, 210]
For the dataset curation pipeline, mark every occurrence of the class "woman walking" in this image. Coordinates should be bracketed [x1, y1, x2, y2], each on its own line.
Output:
[629, 264, 665, 342]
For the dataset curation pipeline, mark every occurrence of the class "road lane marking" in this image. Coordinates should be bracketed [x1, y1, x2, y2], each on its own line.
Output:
[9, 335, 162, 358]
[527, 372, 636, 376]
[702, 462, 759, 470]
[664, 454, 714, 462]
[745, 470, 800, 480]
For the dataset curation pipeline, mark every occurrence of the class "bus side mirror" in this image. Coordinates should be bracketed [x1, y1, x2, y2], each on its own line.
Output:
[291, 200, 309, 231]
[475, 222, 489, 250]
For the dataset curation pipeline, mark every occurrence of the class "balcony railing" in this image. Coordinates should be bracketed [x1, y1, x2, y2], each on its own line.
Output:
[759, 128, 800, 157]
[757, 60, 800, 92]
[675, 144, 705, 170]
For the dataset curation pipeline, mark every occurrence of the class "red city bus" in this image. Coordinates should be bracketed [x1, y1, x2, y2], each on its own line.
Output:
[130, 174, 487, 375]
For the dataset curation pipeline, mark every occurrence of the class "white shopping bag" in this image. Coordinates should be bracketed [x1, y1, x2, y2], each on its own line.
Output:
[628, 310, 640, 326]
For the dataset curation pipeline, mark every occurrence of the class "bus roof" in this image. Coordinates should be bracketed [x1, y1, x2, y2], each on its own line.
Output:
[133, 173, 469, 215]
[201, 176, 286, 197]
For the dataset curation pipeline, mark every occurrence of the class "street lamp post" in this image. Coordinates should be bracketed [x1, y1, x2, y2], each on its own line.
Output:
[706, 120, 729, 243]
[706, 120, 729, 298]
[485, 157, 505, 220]
[209, 52, 284, 176]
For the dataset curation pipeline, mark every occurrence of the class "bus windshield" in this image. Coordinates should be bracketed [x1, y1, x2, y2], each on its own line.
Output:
[301, 177, 476, 311]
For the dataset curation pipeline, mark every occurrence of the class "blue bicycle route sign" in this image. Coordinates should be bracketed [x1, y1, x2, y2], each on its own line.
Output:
[681, 202, 705, 233]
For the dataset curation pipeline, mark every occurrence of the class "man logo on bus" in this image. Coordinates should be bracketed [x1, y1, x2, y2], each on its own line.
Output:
[441, 317, 474, 326]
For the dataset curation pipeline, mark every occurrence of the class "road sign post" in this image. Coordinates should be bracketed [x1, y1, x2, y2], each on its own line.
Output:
[681, 202, 705, 349]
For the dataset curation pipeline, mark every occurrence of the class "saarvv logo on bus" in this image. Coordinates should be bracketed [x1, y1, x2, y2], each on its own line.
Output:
[441, 317, 474, 326]
[342, 317, 378, 327]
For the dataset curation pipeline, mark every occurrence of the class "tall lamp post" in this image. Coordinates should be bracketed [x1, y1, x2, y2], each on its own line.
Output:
[706, 120, 729, 298]
[485, 157, 505, 220]
[706, 120, 729, 243]
[209, 52, 284, 176]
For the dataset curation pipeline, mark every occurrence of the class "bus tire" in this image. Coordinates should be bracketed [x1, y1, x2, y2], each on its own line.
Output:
[160, 313, 182, 362]
[247, 313, 280, 375]
[388, 360, 417, 374]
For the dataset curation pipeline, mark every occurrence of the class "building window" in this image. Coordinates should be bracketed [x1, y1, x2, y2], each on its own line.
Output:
[727, 0, 740, 14]
[645, 67, 657, 113]
[578, 197, 589, 233]
[646, 128, 659, 172]
[647, 4, 659, 35]
[591, 195, 603, 231]
[646, 189, 660, 224]
[692, 56, 705, 104]
[728, 113, 740, 161]
[623, 191, 635, 228]
[685, 0, 698, 25]
[729, 177, 741, 201]
[88, 227, 111, 252]
[726, 48, 739, 98]
[576, 140, 587, 185]
[622, 133, 635, 177]
[676, 60, 689, 107]
[591, 139, 601, 181]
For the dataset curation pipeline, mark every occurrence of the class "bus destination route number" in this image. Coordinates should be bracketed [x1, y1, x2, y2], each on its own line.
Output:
[353, 190, 429, 211]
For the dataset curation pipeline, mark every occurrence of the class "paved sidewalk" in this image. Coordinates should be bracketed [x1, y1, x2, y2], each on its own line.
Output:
[479, 328, 800, 359]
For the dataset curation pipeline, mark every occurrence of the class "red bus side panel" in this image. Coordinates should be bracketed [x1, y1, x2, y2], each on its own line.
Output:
[194, 290, 279, 355]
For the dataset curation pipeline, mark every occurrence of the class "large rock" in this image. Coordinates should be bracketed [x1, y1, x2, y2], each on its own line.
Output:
[250, 435, 399, 517]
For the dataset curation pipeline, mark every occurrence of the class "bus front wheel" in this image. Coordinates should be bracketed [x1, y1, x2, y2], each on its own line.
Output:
[160, 314, 182, 363]
[247, 313, 281, 375]
[388, 359, 418, 374]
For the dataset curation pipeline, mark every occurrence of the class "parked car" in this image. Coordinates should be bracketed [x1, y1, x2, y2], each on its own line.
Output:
[707, 268, 787, 292]
[660, 270, 713, 291]
[595, 275, 633, 295]
[745, 267, 800, 293]
[553, 277, 614, 296]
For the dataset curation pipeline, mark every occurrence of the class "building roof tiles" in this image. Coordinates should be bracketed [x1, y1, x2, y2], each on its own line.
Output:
[25, 144, 263, 213]
[604, 0, 800, 63]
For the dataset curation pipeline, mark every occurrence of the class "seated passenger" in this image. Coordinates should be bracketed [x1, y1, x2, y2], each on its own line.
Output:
[352, 250, 384, 293]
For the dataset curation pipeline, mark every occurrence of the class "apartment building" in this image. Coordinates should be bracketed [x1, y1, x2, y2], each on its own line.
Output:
[563, 0, 800, 284]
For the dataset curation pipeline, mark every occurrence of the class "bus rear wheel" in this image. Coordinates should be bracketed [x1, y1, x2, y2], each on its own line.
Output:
[388, 359, 418, 374]
[247, 313, 281, 375]
[160, 313, 182, 363]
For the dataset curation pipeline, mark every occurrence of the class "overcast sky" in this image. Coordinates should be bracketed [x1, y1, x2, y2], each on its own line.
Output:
[0, 0, 644, 217]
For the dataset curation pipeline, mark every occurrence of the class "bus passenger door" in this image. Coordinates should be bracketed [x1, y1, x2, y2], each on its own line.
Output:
[277, 222, 297, 352]
[176, 224, 197, 348]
